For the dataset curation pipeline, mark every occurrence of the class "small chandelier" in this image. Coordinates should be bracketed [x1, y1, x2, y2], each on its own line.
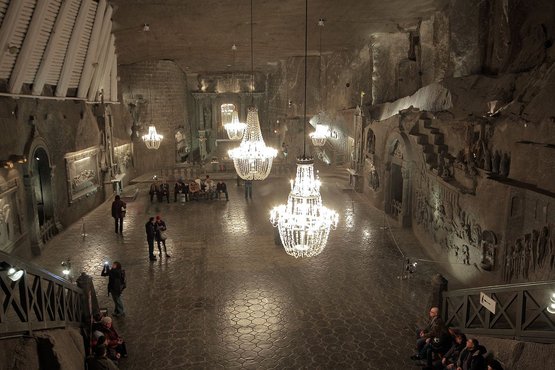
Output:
[224, 110, 247, 140]
[142, 125, 163, 149]
[309, 124, 329, 147]
[270, 157, 338, 258]
[228, 107, 277, 180]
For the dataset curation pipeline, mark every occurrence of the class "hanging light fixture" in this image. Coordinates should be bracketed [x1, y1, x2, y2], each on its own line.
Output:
[270, 0, 338, 258]
[141, 24, 163, 150]
[224, 110, 247, 140]
[228, 0, 277, 180]
[310, 18, 328, 148]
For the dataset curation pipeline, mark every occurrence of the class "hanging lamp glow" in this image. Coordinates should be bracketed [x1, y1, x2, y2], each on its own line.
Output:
[228, 107, 277, 179]
[228, 0, 277, 179]
[142, 125, 163, 149]
[270, 157, 338, 257]
[224, 110, 247, 140]
[309, 123, 329, 147]
[270, 0, 338, 258]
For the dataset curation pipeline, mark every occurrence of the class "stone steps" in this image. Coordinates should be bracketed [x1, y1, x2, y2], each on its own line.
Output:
[411, 118, 448, 170]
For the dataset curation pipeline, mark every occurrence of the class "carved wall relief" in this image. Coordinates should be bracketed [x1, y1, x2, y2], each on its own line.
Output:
[0, 179, 23, 252]
[64, 147, 101, 203]
[113, 144, 133, 176]
[414, 163, 494, 269]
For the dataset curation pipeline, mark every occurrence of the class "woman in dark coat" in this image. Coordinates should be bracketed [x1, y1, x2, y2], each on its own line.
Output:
[101, 261, 126, 317]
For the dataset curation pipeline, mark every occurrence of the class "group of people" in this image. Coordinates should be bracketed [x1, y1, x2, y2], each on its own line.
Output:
[87, 315, 128, 369]
[145, 215, 170, 261]
[150, 175, 229, 202]
[412, 307, 504, 370]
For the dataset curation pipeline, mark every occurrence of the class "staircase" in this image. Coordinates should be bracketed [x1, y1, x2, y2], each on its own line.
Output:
[409, 118, 448, 171]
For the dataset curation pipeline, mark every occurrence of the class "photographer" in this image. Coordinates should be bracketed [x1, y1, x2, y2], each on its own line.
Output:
[101, 261, 126, 317]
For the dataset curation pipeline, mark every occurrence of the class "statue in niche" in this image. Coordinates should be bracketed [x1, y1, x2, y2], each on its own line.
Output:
[480, 230, 497, 271]
[437, 151, 446, 177]
[369, 168, 379, 191]
[500, 152, 511, 178]
[471, 222, 482, 246]
[492, 150, 501, 174]
[537, 226, 550, 268]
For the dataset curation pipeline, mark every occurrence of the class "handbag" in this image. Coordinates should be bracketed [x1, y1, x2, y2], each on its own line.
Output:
[159, 231, 167, 240]
[120, 205, 126, 217]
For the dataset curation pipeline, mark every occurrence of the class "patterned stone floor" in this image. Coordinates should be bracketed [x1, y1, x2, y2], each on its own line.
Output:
[32, 167, 444, 369]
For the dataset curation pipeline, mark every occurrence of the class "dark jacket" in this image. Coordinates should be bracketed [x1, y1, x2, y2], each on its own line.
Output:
[423, 315, 447, 339]
[101, 267, 125, 295]
[111, 199, 126, 218]
[145, 221, 156, 240]
[217, 182, 227, 192]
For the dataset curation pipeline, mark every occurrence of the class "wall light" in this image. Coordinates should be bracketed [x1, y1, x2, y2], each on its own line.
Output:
[7, 267, 24, 282]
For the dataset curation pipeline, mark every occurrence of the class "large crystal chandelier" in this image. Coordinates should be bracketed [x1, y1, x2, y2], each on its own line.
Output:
[228, 107, 277, 179]
[228, 0, 277, 179]
[270, 157, 338, 257]
[224, 110, 247, 140]
[142, 125, 163, 149]
[270, 0, 338, 258]
[309, 123, 329, 147]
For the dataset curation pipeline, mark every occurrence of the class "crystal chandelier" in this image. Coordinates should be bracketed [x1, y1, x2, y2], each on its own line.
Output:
[228, 107, 277, 179]
[270, 157, 338, 257]
[142, 125, 163, 149]
[228, 0, 277, 179]
[309, 123, 329, 147]
[224, 110, 247, 140]
[270, 0, 338, 258]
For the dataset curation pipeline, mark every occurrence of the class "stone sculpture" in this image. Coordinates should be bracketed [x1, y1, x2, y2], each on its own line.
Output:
[492, 150, 500, 174]
[500, 152, 510, 177]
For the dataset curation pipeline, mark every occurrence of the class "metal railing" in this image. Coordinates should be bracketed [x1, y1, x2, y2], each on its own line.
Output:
[39, 219, 58, 244]
[0, 251, 84, 336]
[443, 280, 555, 343]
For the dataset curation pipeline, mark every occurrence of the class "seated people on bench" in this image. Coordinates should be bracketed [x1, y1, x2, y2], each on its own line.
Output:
[205, 175, 215, 199]
[189, 180, 200, 200]
[158, 179, 170, 203]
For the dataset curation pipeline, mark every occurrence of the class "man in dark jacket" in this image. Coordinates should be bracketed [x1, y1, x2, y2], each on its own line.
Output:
[412, 306, 447, 360]
[111, 195, 126, 234]
[216, 180, 229, 200]
[101, 261, 125, 317]
[86, 345, 119, 370]
[145, 217, 157, 261]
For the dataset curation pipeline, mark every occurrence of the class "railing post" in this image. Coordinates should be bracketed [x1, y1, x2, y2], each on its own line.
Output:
[515, 289, 524, 340]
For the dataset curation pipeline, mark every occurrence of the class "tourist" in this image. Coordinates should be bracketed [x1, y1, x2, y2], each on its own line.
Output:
[149, 179, 159, 203]
[244, 179, 253, 200]
[205, 175, 215, 199]
[155, 215, 170, 258]
[86, 344, 119, 370]
[437, 332, 466, 369]
[174, 179, 184, 202]
[456, 338, 487, 370]
[189, 179, 200, 200]
[145, 217, 157, 261]
[411, 307, 446, 361]
[487, 359, 504, 370]
[216, 180, 229, 200]
[159, 179, 170, 203]
[101, 261, 126, 317]
[99, 316, 128, 360]
[110, 195, 126, 234]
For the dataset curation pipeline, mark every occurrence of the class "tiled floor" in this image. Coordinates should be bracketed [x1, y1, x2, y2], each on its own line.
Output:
[32, 167, 440, 369]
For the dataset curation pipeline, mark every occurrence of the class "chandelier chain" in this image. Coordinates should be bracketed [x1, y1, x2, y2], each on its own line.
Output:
[303, 0, 308, 157]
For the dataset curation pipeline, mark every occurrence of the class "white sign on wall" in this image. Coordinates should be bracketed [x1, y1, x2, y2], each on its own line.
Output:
[480, 292, 497, 314]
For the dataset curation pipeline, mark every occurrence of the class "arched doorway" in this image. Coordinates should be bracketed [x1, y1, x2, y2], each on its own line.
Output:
[24, 140, 59, 255]
[385, 135, 413, 227]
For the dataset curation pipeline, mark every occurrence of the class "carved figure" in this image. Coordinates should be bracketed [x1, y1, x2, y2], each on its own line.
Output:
[483, 143, 492, 172]
[538, 226, 549, 268]
[492, 150, 500, 174]
[480, 230, 497, 271]
[500, 152, 510, 178]
[437, 151, 446, 177]
[531, 229, 539, 272]
[513, 238, 523, 279]
[462, 245, 470, 265]
[523, 234, 531, 279]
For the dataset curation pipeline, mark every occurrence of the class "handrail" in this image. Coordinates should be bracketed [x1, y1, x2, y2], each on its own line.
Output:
[442, 280, 555, 343]
[1, 251, 84, 337]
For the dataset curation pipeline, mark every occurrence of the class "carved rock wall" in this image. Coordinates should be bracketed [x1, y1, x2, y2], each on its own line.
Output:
[120, 60, 189, 171]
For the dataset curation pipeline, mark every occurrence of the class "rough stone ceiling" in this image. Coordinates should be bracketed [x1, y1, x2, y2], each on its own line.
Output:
[112, 0, 447, 74]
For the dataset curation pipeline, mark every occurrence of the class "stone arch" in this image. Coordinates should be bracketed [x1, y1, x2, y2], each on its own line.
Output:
[384, 131, 414, 227]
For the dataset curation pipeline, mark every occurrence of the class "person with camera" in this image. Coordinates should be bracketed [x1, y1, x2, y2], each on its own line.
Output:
[101, 261, 126, 317]
[155, 215, 170, 258]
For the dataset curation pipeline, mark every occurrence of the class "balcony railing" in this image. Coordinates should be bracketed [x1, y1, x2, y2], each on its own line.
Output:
[443, 280, 555, 343]
[0, 251, 84, 336]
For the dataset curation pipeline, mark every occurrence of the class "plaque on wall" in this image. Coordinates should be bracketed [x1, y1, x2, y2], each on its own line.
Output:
[64, 147, 101, 203]
[0, 179, 23, 253]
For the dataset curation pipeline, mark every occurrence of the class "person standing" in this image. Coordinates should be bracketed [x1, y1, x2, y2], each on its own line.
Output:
[111, 195, 126, 234]
[101, 261, 126, 317]
[155, 216, 170, 258]
[244, 179, 253, 200]
[145, 217, 157, 261]
[159, 179, 170, 203]
[149, 180, 159, 203]
[216, 180, 229, 201]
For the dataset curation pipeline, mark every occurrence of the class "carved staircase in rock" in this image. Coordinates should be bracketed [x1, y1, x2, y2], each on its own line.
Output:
[409, 118, 448, 171]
